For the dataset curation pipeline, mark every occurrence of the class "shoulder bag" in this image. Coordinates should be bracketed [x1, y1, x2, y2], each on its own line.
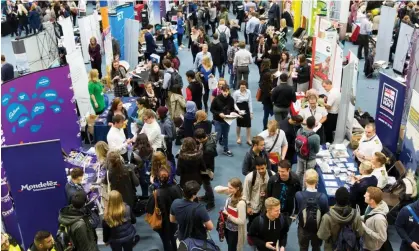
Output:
[145, 190, 162, 230]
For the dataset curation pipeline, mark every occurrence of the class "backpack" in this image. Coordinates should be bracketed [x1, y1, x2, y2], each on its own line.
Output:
[295, 130, 315, 159]
[169, 71, 183, 92]
[217, 27, 227, 44]
[331, 210, 360, 251]
[298, 193, 322, 232]
[251, 169, 273, 187]
[56, 224, 75, 251]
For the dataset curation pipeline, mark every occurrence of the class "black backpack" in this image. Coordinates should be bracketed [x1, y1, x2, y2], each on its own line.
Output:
[217, 27, 228, 44]
[169, 71, 183, 92]
[331, 210, 360, 251]
[298, 192, 322, 232]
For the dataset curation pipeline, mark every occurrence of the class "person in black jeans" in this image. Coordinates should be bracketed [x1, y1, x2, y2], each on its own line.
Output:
[259, 72, 274, 130]
[357, 13, 373, 60]
[130, 134, 153, 197]
[209, 33, 225, 77]
[271, 73, 297, 122]
[279, 115, 303, 164]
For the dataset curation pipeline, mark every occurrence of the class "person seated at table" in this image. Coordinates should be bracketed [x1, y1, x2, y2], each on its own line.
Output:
[349, 161, 378, 214]
[1, 232, 23, 251]
[371, 152, 389, 189]
[143, 82, 159, 111]
[300, 94, 328, 144]
[353, 123, 383, 165]
[65, 167, 84, 204]
[111, 60, 130, 98]
[106, 98, 129, 137]
[95, 141, 109, 167]
[107, 115, 134, 162]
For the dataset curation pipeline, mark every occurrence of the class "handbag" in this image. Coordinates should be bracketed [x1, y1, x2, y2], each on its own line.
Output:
[216, 210, 226, 242]
[145, 190, 162, 230]
[267, 130, 281, 164]
[256, 88, 262, 101]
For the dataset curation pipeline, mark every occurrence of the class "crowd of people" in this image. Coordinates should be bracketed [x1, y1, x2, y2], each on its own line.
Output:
[2, 1, 419, 251]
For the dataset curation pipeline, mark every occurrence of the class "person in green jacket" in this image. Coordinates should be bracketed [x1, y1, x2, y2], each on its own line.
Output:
[88, 69, 105, 114]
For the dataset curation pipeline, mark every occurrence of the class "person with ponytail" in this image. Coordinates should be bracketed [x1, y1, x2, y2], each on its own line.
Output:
[130, 133, 154, 197]
[150, 151, 176, 190]
[146, 168, 183, 251]
[103, 190, 138, 251]
[214, 178, 247, 251]
[371, 152, 389, 189]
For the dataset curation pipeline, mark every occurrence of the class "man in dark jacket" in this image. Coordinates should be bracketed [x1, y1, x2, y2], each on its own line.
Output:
[271, 73, 297, 122]
[395, 200, 419, 251]
[209, 33, 225, 77]
[242, 135, 272, 175]
[157, 106, 176, 163]
[58, 191, 100, 251]
[65, 167, 84, 204]
[280, 115, 303, 163]
[248, 197, 290, 251]
[1, 55, 14, 82]
[267, 0, 280, 28]
[267, 160, 301, 222]
[185, 70, 203, 110]
[144, 24, 157, 60]
[28, 231, 63, 251]
[210, 85, 235, 157]
[195, 128, 217, 211]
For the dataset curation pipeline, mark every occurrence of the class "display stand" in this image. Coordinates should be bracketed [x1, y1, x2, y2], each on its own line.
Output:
[393, 22, 415, 74]
[375, 6, 397, 63]
[400, 90, 419, 172]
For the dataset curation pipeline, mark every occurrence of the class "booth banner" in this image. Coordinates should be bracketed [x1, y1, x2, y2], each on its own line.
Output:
[375, 73, 406, 154]
[150, 0, 161, 25]
[66, 49, 95, 116]
[124, 19, 140, 69]
[328, 0, 349, 23]
[103, 29, 114, 67]
[1, 166, 22, 246]
[1, 66, 81, 153]
[311, 37, 332, 94]
[400, 90, 419, 172]
[375, 6, 397, 63]
[2, 140, 68, 248]
[58, 17, 77, 55]
[100, 1, 110, 31]
[109, 2, 135, 60]
[332, 45, 343, 90]
[402, 28, 419, 126]
[393, 22, 415, 74]
[292, 0, 301, 32]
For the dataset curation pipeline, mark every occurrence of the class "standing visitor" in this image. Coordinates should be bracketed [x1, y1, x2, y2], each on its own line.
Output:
[182, 101, 197, 138]
[242, 136, 272, 175]
[395, 200, 419, 251]
[211, 85, 235, 157]
[233, 80, 253, 146]
[246, 12, 260, 55]
[17, 3, 29, 38]
[143, 83, 159, 111]
[268, 0, 280, 28]
[65, 168, 84, 204]
[278, 51, 294, 86]
[176, 11, 185, 47]
[208, 3, 217, 35]
[258, 120, 288, 172]
[194, 110, 212, 134]
[88, 69, 105, 115]
[210, 78, 227, 103]
[214, 178, 247, 251]
[247, 197, 290, 251]
[268, 45, 281, 70]
[218, 6, 230, 26]
[106, 98, 129, 139]
[279, 115, 303, 163]
[233, 41, 253, 85]
[144, 24, 157, 61]
[271, 73, 297, 122]
[140, 109, 164, 152]
[322, 79, 341, 143]
[209, 33, 225, 77]
[111, 60, 130, 98]
[2, 1, 18, 38]
[28, 5, 41, 34]
[130, 133, 153, 197]
[199, 56, 214, 112]
[176, 137, 206, 188]
[28, 231, 63, 251]
[150, 151, 176, 190]
[357, 13, 373, 60]
[227, 39, 240, 89]
[107, 115, 132, 161]
[296, 55, 311, 92]
[229, 20, 240, 46]
[1, 55, 14, 82]
[157, 106, 175, 163]
[148, 64, 164, 103]
[88, 37, 102, 79]
[300, 94, 328, 144]
[259, 72, 275, 130]
[194, 44, 213, 71]
[103, 190, 137, 251]
[188, 26, 200, 63]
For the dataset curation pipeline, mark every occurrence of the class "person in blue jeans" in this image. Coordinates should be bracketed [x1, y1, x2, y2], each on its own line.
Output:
[176, 11, 184, 47]
[210, 85, 235, 157]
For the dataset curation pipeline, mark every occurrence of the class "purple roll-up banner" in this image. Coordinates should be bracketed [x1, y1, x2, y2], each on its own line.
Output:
[1, 66, 81, 153]
[1, 166, 23, 247]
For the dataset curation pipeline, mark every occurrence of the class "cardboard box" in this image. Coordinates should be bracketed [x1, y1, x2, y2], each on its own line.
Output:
[350, 134, 363, 149]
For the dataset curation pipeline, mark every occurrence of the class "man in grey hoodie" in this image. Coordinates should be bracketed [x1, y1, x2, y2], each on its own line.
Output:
[361, 187, 389, 251]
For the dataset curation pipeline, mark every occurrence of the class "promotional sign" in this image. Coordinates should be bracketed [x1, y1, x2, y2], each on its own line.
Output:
[393, 22, 415, 74]
[375, 73, 406, 154]
[1, 66, 81, 153]
[292, 0, 301, 32]
[58, 17, 77, 55]
[375, 6, 397, 62]
[109, 2, 135, 60]
[311, 37, 332, 94]
[124, 18, 140, 69]
[2, 140, 68, 248]
[400, 90, 419, 172]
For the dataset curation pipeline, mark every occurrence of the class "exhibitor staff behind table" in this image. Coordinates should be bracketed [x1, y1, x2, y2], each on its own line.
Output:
[353, 123, 383, 166]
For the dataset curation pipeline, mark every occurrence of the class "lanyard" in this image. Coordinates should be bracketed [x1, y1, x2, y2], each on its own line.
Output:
[362, 135, 376, 143]
[310, 108, 316, 117]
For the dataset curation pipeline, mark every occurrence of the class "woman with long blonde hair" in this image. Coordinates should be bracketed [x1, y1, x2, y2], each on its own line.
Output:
[88, 69, 105, 114]
[199, 55, 214, 112]
[89, 36, 103, 78]
[150, 151, 176, 189]
[95, 141, 109, 165]
[103, 190, 138, 251]
[17, 3, 29, 38]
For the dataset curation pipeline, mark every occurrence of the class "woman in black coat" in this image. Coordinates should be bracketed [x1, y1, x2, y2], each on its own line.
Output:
[259, 72, 275, 130]
[176, 137, 206, 188]
[349, 161, 378, 214]
[103, 151, 140, 216]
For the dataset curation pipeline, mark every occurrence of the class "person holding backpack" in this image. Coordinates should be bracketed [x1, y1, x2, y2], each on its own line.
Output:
[103, 190, 138, 251]
[361, 187, 389, 251]
[317, 187, 364, 251]
[58, 191, 100, 251]
[295, 116, 321, 187]
[395, 200, 419, 251]
[243, 157, 276, 231]
[248, 197, 290, 251]
[242, 136, 272, 175]
[295, 169, 329, 251]
[214, 178, 247, 251]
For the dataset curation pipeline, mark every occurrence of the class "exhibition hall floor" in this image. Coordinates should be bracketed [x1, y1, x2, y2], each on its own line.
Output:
[0, 10, 403, 251]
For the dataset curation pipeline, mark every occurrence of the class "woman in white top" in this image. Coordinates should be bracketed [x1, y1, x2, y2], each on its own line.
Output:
[258, 120, 288, 172]
[214, 178, 247, 251]
[233, 80, 253, 145]
[300, 94, 328, 144]
[139, 109, 163, 151]
[371, 152, 389, 189]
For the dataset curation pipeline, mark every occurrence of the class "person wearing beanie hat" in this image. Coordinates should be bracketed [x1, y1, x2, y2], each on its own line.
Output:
[157, 106, 176, 163]
[317, 187, 364, 251]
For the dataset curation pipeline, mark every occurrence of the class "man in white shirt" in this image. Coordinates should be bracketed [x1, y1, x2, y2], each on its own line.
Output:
[193, 44, 213, 71]
[322, 79, 341, 143]
[107, 114, 133, 162]
[258, 120, 288, 172]
[140, 109, 164, 151]
[357, 13, 372, 59]
[300, 94, 328, 143]
[354, 123, 383, 165]
[233, 41, 253, 84]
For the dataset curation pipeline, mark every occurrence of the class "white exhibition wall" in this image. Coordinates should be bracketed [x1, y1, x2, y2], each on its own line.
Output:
[394, 22, 415, 73]
[58, 17, 76, 55]
[375, 6, 397, 63]
[124, 18, 140, 70]
[78, 14, 102, 63]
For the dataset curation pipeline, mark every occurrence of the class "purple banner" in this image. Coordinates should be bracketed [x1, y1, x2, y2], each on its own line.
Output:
[2, 140, 68, 248]
[1, 66, 81, 153]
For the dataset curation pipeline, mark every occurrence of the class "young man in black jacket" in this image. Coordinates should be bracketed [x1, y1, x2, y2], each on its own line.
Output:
[248, 197, 290, 251]
[271, 73, 297, 122]
[195, 128, 217, 211]
[242, 135, 272, 175]
[395, 200, 419, 251]
[209, 33, 225, 77]
[267, 160, 301, 224]
[210, 85, 235, 157]
[280, 115, 303, 163]
[58, 191, 100, 251]
[185, 70, 203, 110]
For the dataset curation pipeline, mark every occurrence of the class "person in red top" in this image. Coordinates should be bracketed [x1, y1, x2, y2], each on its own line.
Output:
[165, 52, 180, 70]
[211, 78, 227, 103]
[185, 70, 203, 110]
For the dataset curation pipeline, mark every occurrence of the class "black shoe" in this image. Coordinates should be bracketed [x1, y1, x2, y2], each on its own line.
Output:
[198, 196, 208, 202]
[206, 203, 215, 211]
[132, 235, 140, 246]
